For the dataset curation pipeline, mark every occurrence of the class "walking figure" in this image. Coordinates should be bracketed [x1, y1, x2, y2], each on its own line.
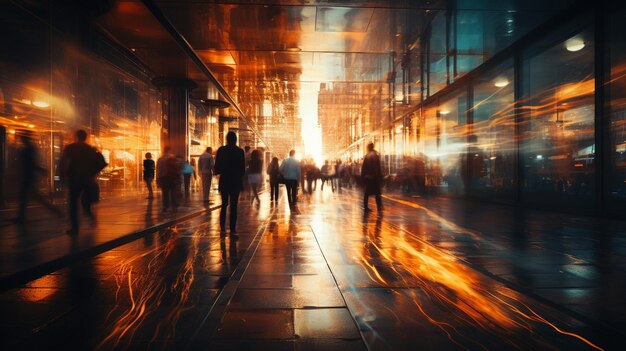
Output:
[280, 149, 301, 207]
[156, 146, 181, 212]
[143, 152, 155, 199]
[198, 147, 215, 203]
[60, 130, 106, 235]
[267, 157, 280, 203]
[15, 131, 60, 224]
[248, 149, 262, 204]
[361, 142, 383, 213]
[215, 131, 245, 234]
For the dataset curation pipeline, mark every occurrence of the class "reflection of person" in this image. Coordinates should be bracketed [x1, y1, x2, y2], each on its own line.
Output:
[248, 149, 262, 204]
[280, 149, 301, 207]
[143, 152, 155, 199]
[156, 146, 180, 212]
[267, 157, 280, 202]
[361, 142, 383, 213]
[15, 131, 60, 223]
[198, 147, 214, 203]
[215, 132, 245, 234]
[60, 130, 100, 235]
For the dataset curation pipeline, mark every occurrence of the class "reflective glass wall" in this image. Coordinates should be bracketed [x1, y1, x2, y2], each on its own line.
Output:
[343, 1, 626, 216]
[521, 26, 595, 208]
[470, 61, 516, 201]
[609, 9, 626, 210]
[0, 2, 162, 201]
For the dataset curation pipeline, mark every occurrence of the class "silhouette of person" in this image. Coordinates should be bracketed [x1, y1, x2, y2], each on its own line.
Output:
[181, 157, 195, 200]
[143, 152, 155, 199]
[156, 146, 181, 212]
[248, 149, 262, 204]
[198, 147, 215, 203]
[267, 157, 280, 202]
[280, 149, 301, 207]
[15, 131, 59, 224]
[215, 131, 245, 234]
[361, 142, 383, 213]
[60, 129, 101, 235]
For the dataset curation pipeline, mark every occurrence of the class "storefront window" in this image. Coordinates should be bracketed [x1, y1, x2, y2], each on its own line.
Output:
[521, 27, 595, 205]
[470, 61, 516, 199]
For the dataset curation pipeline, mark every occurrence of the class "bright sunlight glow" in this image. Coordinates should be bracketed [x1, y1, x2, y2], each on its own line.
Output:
[299, 83, 323, 166]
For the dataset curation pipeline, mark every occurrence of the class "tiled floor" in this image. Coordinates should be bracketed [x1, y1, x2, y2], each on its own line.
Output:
[0, 192, 214, 287]
[0, 187, 623, 350]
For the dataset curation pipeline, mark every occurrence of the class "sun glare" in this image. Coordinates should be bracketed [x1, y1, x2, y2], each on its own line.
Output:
[299, 83, 324, 166]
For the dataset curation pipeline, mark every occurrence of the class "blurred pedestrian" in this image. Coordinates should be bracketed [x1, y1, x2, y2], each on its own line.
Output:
[14, 131, 60, 224]
[320, 160, 335, 191]
[143, 152, 155, 199]
[280, 149, 301, 207]
[248, 149, 262, 204]
[243, 145, 251, 195]
[60, 129, 106, 235]
[181, 157, 196, 200]
[215, 131, 245, 234]
[361, 142, 383, 213]
[156, 146, 180, 212]
[267, 156, 280, 203]
[198, 147, 214, 203]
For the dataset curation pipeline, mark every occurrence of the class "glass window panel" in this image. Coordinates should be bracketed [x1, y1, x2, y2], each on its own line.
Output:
[471, 61, 516, 200]
[424, 91, 467, 195]
[609, 10, 626, 203]
[428, 11, 447, 96]
[521, 28, 595, 204]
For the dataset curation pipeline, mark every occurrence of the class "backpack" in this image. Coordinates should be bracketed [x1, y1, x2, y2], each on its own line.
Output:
[182, 162, 194, 175]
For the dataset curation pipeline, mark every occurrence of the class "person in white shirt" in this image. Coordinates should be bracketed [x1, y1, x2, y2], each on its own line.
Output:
[279, 149, 301, 207]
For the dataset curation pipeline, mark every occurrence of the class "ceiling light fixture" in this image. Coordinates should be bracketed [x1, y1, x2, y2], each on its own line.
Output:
[439, 109, 450, 115]
[32, 101, 50, 108]
[494, 79, 509, 88]
[565, 37, 585, 52]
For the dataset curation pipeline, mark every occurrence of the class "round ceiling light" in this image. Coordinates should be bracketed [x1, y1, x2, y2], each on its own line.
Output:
[494, 79, 509, 88]
[565, 37, 585, 52]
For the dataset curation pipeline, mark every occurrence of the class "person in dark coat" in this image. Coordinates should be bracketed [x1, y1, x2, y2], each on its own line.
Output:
[214, 131, 246, 234]
[15, 131, 60, 224]
[156, 146, 180, 213]
[60, 129, 100, 235]
[143, 152, 155, 199]
[267, 157, 280, 202]
[361, 142, 383, 212]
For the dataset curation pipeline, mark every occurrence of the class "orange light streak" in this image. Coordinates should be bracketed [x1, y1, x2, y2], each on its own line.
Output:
[350, 194, 606, 350]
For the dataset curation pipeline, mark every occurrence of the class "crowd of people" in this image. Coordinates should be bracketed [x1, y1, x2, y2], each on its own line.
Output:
[12, 127, 385, 237]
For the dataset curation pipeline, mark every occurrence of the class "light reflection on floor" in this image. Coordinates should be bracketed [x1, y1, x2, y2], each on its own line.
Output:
[0, 188, 615, 350]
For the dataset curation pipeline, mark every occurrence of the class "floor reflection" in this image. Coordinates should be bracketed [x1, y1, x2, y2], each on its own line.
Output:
[0, 189, 619, 350]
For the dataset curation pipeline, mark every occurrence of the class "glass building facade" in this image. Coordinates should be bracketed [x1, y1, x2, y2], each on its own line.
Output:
[0, 2, 220, 204]
[337, 1, 626, 216]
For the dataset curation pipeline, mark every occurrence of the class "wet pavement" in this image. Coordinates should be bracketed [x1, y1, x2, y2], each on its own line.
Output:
[0, 188, 623, 350]
[0, 192, 215, 288]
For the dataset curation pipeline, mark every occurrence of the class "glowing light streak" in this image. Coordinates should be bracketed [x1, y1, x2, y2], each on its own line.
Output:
[349, 193, 605, 350]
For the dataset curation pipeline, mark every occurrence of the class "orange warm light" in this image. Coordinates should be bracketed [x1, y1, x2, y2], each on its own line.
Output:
[353, 195, 605, 350]
[96, 227, 198, 350]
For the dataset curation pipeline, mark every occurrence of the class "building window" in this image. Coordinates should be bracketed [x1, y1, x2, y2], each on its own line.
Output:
[470, 61, 516, 199]
[521, 28, 595, 204]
